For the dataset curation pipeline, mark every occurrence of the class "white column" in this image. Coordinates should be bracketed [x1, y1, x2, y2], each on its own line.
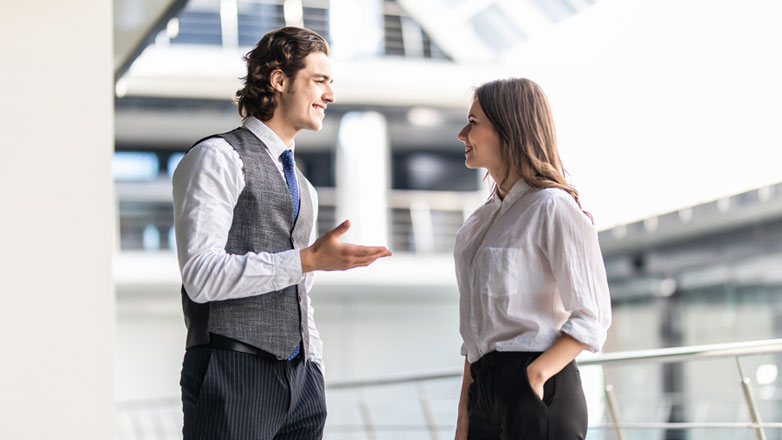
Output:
[335, 112, 389, 247]
[328, 0, 383, 59]
[220, 0, 239, 49]
[0, 1, 115, 439]
[283, 0, 304, 28]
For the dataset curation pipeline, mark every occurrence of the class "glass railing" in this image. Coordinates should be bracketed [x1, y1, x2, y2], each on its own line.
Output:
[116, 339, 782, 439]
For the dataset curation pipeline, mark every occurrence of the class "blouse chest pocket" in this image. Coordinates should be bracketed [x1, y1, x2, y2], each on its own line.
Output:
[475, 247, 524, 297]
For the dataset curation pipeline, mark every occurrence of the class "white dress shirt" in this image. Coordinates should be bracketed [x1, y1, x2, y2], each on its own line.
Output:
[172, 116, 323, 367]
[454, 179, 611, 364]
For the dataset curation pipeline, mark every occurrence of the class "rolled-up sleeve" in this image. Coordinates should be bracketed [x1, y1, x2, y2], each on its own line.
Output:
[540, 195, 612, 352]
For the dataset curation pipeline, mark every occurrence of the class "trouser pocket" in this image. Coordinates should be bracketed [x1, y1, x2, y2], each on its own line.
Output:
[522, 363, 557, 406]
[180, 347, 213, 412]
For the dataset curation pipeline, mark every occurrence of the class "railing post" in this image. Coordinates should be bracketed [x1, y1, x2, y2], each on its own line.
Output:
[356, 388, 377, 440]
[736, 356, 767, 440]
[153, 408, 167, 439]
[604, 383, 627, 440]
[417, 383, 440, 440]
[410, 198, 434, 253]
[131, 411, 145, 440]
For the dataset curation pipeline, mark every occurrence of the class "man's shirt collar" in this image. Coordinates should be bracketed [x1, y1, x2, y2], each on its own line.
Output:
[242, 116, 295, 158]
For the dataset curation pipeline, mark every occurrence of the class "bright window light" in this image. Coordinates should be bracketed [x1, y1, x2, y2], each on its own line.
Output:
[167, 153, 186, 179]
[112, 152, 159, 181]
[142, 224, 161, 251]
[756, 364, 778, 385]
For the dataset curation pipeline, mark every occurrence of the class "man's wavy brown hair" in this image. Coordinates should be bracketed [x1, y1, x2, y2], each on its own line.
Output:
[475, 78, 592, 221]
[235, 27, 330, 121]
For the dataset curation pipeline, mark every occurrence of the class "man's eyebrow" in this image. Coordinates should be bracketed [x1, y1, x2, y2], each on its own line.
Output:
[313, 73, 333, 82]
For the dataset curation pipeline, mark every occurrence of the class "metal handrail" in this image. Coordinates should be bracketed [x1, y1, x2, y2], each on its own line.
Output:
[328, 338, 782, 389]
[578, 338, 782, 366]
[326, 339, 782, 440]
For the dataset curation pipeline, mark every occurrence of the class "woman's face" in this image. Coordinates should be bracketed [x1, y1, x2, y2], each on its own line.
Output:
[457, 98, 503, 175]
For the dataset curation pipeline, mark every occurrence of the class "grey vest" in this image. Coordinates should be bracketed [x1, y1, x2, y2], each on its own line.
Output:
[181, 127, 315, 360]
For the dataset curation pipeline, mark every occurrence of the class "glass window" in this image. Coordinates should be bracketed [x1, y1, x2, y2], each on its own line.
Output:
[295, 152, 335, 187]
[392, 151, 479, 191]
[170, 6, 223, 46]
[469, 4, 527, 53]
[112, 152, 160, 181]
[167, 153, 186, 179]
[531, 0, 578, 23]
[383, 13, 405, 56]
[303, 7, 330, 42]
[118, 202, 174, 250]
[168, 226, 177, 251]
[142, 224, 161, 251]
[238, 2, 285, 47]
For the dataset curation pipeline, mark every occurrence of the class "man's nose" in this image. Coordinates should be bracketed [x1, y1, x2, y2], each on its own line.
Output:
[323, 83, 335, 103]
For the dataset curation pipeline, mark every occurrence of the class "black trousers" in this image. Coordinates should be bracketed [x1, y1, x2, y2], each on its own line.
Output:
[180, 346, 327, 440]
[468, 351, 587, 440]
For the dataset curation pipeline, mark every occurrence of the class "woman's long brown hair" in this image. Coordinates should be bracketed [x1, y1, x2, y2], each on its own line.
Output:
[475, 78, 591, 221]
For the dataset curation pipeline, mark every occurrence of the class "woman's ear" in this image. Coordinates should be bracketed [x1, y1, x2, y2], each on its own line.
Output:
[269, 69, 287, 93]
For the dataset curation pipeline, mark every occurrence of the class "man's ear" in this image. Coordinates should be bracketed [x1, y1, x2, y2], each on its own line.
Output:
[269, 69, 287, 93]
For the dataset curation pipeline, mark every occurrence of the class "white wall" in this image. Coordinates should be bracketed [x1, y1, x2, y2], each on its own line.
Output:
[0, 1, 115, 438]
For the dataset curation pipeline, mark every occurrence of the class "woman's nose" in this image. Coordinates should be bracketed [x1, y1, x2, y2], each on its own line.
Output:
[457, 125, 468, 141]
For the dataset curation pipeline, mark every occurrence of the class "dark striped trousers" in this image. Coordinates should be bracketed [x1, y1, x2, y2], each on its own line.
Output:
[180, 346, 327, 440]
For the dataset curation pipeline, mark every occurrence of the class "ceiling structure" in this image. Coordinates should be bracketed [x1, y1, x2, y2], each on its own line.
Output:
[113, 0, 601, 151]
[111, 0, 782, 239]
[112, 0, 602, 97]
[396, 0, 596, 62]
[114, 0, 188, 78]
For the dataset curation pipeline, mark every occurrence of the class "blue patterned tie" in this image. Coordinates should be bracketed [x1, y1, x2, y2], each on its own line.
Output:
[281, 149, 301, 361]
[287, 344, 300, 361]
[279, 150, 300, 224]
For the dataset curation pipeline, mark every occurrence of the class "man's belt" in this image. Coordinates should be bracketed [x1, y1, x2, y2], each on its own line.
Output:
[207, 333, 301, 361]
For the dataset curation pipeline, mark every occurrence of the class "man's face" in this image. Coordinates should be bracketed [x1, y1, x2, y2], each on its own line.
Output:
[277, 52, 335, 132]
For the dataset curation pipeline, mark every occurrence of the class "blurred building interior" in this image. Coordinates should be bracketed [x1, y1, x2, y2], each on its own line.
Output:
[5, 0, 781, 439]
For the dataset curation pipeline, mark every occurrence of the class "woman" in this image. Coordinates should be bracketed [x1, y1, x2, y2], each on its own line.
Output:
[453, 78, 611, 439]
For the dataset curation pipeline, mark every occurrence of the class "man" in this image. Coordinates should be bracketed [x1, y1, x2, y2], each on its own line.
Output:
[173, 27, 391, 439]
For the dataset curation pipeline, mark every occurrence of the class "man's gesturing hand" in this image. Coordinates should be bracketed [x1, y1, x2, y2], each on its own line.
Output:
[300, 220, 392, 273]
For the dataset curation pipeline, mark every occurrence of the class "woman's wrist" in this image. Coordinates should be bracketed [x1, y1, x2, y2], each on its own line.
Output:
[526, 362, 549, 385]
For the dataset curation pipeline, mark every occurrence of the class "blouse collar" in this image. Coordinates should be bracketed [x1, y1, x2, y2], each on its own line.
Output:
[492, 178, 533, 214]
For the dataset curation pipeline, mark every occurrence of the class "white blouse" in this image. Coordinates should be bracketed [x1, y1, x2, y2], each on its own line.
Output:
[454, 179, 611, 364]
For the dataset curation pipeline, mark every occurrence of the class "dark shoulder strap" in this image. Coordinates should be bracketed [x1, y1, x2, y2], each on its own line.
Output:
[185, 127, 244, 154]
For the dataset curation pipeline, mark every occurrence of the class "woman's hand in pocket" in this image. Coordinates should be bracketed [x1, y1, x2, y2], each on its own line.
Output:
[526, 334, 588, 401]
[526, 364, 547, 401]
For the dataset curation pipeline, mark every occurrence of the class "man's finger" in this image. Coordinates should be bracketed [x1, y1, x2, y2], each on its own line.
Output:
[342, 244, 391, 257]
[356, 251, 392, 265]
[360, 254, 390, 265]
[347, 256, 386, 269]
[328, 220, 350, 238]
